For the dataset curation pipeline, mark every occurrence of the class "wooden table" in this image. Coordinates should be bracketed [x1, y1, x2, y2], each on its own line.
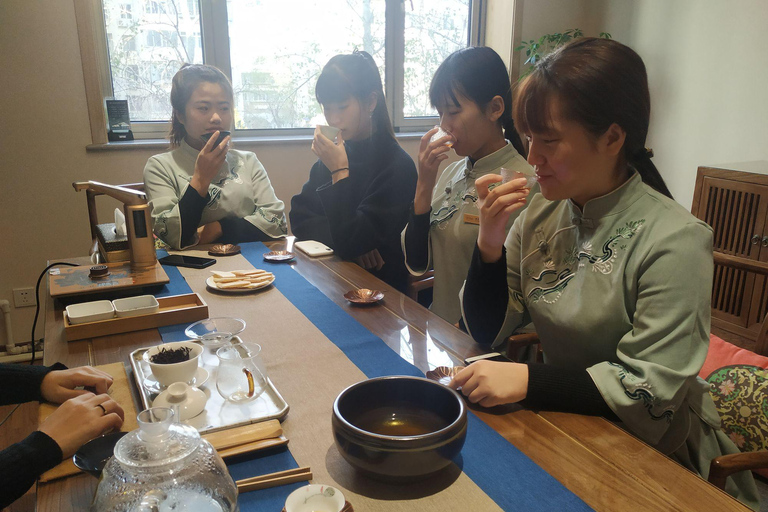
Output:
[37, 242, 750, 511]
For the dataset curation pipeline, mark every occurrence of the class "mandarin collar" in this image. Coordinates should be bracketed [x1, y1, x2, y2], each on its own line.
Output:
[567, 171, 645, 228]
[464, 141, 517, 179]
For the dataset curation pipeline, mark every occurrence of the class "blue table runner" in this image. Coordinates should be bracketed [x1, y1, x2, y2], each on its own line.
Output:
[155, 244, 591, 511]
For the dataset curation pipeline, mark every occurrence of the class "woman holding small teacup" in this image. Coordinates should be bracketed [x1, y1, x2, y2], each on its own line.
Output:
[144, 64, 287, 250]
[401, 47, 534, 326]
[290, 50, 417, 292]
[456, 38, 758, 509]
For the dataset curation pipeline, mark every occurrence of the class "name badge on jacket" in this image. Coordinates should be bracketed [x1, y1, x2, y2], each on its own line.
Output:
[463, 213, 480, 225]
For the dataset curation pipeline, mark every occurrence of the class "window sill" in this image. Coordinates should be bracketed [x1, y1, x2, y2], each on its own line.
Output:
[86, 132, 425, 152]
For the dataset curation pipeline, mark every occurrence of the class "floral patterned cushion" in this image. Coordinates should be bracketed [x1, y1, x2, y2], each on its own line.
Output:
[707, 365, 768, 452]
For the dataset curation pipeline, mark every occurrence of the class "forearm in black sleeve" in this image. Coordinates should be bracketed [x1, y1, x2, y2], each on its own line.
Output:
[178, 186, 209, 247]
[524, 364, 619, 420]
[403, 203, 431, 271]
[317, 178, 379, 260]
[0, 363, 65, 406]
[218, 217, 276, 243]
[463, 244, 509, 346]
[0, 431, 63, 509]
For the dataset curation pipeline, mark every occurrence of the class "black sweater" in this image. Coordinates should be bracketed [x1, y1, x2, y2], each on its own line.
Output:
[290, 132, 417, 292]
[0, 363, 65, 509]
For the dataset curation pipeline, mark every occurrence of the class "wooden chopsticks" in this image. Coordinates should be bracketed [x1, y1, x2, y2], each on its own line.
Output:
[236, 466, 312, 493]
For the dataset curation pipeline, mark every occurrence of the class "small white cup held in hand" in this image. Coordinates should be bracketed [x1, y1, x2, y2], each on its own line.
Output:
[500, 167, 537, 188]
[429, 125, 454, 147]
[318, 125, 341, 141]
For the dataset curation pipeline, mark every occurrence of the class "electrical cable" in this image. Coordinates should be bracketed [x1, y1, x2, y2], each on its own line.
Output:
[30, 262, 80, 364]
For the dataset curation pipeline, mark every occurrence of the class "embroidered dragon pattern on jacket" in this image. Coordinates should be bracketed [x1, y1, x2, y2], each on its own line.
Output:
[526, 220, 645, 304]
[609, 362, 675, 422]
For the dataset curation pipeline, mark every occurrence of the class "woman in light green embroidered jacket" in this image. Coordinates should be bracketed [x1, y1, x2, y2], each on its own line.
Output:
[144, 64, 286, 250]
[455, 39, 759, 509]
[401, 47, 533, 325]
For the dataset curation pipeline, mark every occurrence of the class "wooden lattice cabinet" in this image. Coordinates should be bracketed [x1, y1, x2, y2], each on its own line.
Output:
[691, 166, 768, 353]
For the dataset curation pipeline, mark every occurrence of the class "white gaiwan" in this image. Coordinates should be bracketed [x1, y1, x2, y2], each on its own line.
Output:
[153, 382, 207, 421]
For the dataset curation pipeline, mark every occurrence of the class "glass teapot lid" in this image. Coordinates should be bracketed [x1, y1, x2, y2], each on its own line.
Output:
[114, 407, 199, 469]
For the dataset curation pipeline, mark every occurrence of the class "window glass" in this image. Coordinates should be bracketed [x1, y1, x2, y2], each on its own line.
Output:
[403, 0, 470, 118]
[103, 0, 203, 121]
[226, 0, 385, 130]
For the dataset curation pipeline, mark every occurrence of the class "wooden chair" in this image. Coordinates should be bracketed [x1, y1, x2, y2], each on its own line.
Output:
[499, 252, 768, 489]
[406, 269, 434, 302]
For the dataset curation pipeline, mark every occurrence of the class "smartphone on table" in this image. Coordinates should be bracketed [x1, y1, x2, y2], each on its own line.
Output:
[294, 240, 334, 257]
[463, 352, 511, 365]
[201, 130, 231, 148]
[158, 254, 216, 269]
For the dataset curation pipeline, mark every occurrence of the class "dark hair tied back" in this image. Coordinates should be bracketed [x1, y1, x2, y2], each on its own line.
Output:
[315, 50, 395, 140]
[429, 47, 525, 157]
[169, 64, 233, 147]
[514, 38, 673, 199]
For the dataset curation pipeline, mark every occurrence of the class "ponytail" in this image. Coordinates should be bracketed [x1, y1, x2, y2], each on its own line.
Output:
[502, 112, 526, 158]
[628, 148, 673, 199]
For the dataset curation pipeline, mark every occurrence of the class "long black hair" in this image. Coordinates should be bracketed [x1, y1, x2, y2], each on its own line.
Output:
[513, 38, 672, 199]
[315, 50, 395, 141]
[169, 64, 233, 147]
[429, 47, 526, 157]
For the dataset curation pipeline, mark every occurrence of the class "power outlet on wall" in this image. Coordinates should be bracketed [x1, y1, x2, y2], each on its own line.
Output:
[13, 288, 36, 308]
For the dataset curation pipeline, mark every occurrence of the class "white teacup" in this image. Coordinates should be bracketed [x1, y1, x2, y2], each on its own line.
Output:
[285, 484, 345, 512]
[144, 341, 202, 388]
[318, 125, 341, 141]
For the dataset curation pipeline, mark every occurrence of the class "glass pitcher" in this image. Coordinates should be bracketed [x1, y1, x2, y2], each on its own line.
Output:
[91, 407, 238, 511]
[216, 343, 268, 403]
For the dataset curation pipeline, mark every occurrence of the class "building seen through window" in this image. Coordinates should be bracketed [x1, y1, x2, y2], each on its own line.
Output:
[101, 0, 472, 133]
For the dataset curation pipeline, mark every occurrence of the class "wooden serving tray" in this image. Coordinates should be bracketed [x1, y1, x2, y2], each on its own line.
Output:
[63, 293, 208, 341]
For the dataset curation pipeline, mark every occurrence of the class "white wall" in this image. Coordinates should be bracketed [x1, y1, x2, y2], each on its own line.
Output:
[605, 0, 768, 208]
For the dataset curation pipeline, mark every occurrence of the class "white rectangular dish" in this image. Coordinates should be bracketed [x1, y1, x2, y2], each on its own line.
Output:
[65, 300, 115, 324]
[113, 295, 160, 318]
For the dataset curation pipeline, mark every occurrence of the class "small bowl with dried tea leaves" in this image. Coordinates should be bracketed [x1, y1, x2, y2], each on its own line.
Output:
[143, 341, 203, 388]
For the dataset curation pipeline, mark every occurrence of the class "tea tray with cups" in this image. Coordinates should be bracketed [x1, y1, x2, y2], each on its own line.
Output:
[129, 335, 289, 435]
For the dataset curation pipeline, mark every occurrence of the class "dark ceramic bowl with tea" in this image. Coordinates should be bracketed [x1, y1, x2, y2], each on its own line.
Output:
[332, 375, 467, 481]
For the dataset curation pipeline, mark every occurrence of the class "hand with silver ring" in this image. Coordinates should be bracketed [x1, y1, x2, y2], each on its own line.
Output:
[39, 393, 124, 459]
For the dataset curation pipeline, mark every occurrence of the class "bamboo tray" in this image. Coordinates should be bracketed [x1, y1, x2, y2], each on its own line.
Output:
[63, 293, 208, 341]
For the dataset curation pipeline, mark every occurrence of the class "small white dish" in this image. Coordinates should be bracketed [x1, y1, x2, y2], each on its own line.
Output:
[152, 382, 207, 421]
[143, 367, 209, 395]
[112, 295, 159, 318]
[65, 300, 115, 325]
[205, 275, 274, 293]
[285, 484, 345, 512]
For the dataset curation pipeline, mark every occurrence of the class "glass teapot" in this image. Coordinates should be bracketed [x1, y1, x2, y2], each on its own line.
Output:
[91, 407, 238, 512]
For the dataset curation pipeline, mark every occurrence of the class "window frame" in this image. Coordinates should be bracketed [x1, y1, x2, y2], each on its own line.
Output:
[78, 0, 485, 144]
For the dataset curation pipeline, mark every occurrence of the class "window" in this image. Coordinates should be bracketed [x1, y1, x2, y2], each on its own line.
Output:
[91, 0, 482, 141]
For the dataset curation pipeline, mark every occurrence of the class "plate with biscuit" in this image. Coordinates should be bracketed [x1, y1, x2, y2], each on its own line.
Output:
[206, 269, 275, 293]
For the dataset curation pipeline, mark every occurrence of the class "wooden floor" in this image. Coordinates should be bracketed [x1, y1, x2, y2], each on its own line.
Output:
[0, 399, 39, 511]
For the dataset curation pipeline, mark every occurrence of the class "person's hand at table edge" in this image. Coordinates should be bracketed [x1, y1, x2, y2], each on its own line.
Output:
[39, 393, 124, 459]
[40, 366, 114, 403]
[449, 360, 529, 408]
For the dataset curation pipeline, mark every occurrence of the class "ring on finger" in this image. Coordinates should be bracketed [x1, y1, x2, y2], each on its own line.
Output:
[96, 403, 107, 416]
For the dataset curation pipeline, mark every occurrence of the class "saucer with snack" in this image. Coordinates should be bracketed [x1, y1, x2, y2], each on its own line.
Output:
[206, 269, 275, 294]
